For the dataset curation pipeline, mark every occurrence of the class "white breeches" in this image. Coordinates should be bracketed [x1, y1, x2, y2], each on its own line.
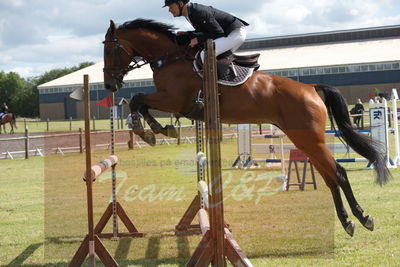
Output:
[200, 26, 247, 62]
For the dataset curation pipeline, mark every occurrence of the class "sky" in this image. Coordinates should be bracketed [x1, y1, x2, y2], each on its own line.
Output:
[1, 0, 400, 78]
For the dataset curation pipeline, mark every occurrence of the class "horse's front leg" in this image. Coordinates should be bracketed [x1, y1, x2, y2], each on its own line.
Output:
[130, 94, 178, 141]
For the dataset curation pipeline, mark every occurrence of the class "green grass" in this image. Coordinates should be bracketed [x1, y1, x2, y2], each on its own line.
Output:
[9, 117, 196, 134]
[0, 138, 399, 266]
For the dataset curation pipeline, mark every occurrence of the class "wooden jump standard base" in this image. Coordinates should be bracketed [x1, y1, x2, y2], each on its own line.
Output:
[185, 40, 253, 267]
[70, 75, 142, 267]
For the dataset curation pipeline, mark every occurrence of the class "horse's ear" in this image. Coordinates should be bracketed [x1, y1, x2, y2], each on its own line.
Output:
[110, 20, 116, 34]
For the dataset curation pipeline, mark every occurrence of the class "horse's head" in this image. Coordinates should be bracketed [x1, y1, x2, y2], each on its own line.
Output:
[103, 20, 139, 92]
[103, 19, 194, 92]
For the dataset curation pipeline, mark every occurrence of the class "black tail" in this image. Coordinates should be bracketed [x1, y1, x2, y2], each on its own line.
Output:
[12, 113, 17, 128]
[315, 84, 390, 185]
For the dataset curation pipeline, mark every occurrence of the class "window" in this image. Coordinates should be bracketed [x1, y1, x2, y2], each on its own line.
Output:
[339, 67, 346, 73]
[361, 65, 368, 72]
[384, 64, 392, 70]
[331, 67, 339, 73]
[392, 63, 399, 69]
[368, 65, 376, 71]
[353, 65, 361, 72]
[272, 71, 281, 76]
[302, 69, 310, 75]
[309, 68, 316, 75]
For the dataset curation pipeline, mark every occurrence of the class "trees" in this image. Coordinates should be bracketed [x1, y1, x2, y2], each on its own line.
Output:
[0, 62, 94, 118]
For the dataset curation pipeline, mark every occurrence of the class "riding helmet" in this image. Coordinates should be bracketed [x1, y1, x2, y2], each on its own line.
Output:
[163, 0, 189, 7]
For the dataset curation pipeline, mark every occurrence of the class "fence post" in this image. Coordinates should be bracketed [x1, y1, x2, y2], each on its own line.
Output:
[361, 113, 364, 129]
[120, 116, 124, 130]
[177, 120, 181, 145]
[46, 118, 49, 132]
[79, 128, 83, 153]
[69, 117, 72, 131]
[25, 127, 29, 159]
[92, 116, 96, 131]
[24, 118, 27, 129]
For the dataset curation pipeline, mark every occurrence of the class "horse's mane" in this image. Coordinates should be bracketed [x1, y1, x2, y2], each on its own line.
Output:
[119, 19, 177, 42]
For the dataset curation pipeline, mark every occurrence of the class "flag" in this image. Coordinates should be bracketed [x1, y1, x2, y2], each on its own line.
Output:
[69, 87, 83, 101]
[97, 95, 113, 107]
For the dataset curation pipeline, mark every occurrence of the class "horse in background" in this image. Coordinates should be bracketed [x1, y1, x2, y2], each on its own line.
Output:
[0, 113, 17, 134]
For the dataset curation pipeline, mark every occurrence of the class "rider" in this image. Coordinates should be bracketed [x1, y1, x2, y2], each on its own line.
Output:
[1, 103, 8, 113]
[0, 102, 8, 119]
[163, 0, 249, 64]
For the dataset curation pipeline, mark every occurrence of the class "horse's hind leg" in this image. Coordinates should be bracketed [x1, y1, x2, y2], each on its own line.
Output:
[335, 163, 374, 231]
[326, 178, 355, 236]
[287, 131, 369, 236]
[9, 122, 14, 134]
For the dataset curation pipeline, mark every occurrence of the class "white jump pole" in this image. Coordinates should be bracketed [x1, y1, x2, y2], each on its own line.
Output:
[391, 88, 400, 165]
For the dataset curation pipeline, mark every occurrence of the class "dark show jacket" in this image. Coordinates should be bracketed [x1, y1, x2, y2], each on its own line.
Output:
[187, 3, 249, 44]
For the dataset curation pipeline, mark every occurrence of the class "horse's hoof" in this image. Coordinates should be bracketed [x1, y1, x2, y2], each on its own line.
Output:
[363, 215, 374, 231]
[140, 131, 156, 146]
[162, 125, 178, 138]
[345, 221, 355, 237]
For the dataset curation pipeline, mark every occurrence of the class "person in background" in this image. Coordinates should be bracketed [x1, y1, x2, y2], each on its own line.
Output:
[352, 98, 364, 128]
[1, 102, 8, 113]
[0, 102, 8, 119]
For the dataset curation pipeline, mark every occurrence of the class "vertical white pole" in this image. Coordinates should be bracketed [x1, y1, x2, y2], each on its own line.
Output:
[392, 88, 400, 165]
[383, 98, 390, 167]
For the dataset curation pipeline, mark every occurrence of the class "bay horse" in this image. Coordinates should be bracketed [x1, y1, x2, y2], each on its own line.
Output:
[0, 113, 17, 134]
[103, 19, 390, 237]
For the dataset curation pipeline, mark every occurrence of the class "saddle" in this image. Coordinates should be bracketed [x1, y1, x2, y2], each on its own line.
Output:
[184, 51, 260, 121]
[193, 50, 260, 86]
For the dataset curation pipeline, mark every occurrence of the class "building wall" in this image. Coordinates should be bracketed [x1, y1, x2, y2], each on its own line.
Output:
[337, 83, 400, 104]
[40, 103, 65, 120]
[38, 68, 400, 120]
[39, 86, 156, 120]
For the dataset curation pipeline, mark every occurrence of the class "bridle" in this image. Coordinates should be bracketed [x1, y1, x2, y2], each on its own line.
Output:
[103, 33, 195, 89]
[103, 37, 148, 87]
